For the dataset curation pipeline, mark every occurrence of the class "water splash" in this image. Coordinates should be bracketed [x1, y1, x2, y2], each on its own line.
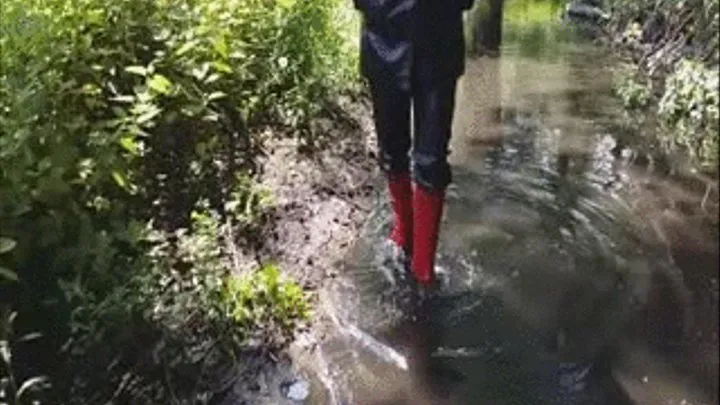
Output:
[342, 324, 409, 371]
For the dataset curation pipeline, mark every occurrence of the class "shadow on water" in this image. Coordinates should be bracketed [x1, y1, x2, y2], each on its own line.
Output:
[302, 1, 718, 404]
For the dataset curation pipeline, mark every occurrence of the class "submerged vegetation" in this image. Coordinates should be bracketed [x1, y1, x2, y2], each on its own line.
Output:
[0, 0, 357, 402]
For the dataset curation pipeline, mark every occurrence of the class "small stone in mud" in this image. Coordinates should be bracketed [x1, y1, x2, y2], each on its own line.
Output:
[281, 379, 310, 402]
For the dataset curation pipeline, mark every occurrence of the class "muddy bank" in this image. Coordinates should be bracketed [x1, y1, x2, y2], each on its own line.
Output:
[256, 98, 378, 288]
[218, 96, 379, 405]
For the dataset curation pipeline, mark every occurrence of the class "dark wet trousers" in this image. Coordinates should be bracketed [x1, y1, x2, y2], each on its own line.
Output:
[370, 78, 458, 191]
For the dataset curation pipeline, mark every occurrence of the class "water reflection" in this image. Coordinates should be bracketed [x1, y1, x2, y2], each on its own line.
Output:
[466, 0, 505, 56]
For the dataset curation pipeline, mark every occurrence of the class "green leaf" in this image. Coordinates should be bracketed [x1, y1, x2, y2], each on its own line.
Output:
[175, 40, 198, 56]
[135, 105, 162, 124]
[207, 91, 227, 101]
[1, 339, 10, 364]
[16, 376, 50, 400]
[110, 95, 135, 103]
[192, 63, 210, 81]
[112, 170, 128, 189]
[148, 74, 172, 94]
[125, 66, 147, 76]
[204, 73, 221, 84]
[11, 205, 31, 218]
[17, 332, 43, 343]
[81, 83, 102, 96]
[119, 135, 139, 155]
[213, 36, 229, 59]
[277, 0, 296, 8]
[0, 238, 17, 254]
[213, 61, 232, 74]
[0, 267, 18, 282]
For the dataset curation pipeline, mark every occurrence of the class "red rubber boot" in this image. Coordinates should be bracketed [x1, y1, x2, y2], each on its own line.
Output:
[411, 184, 445, 286]
[387, 172, 413, 254]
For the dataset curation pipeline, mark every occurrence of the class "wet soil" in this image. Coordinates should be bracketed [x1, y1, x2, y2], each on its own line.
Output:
[221, 96, 380, 405]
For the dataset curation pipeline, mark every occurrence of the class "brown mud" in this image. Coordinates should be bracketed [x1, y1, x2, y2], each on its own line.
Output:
[222, 96, 380, 405]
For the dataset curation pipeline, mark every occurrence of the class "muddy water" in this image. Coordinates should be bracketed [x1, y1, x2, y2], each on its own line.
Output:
[302, 4, 718, 405]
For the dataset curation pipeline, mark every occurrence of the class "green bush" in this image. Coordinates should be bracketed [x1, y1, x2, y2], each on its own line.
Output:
[0, 0, 357, 402]
[49, 206, 307, 403]
[659, 59, 719, 167]
[603, 0, 719, 170]
[613, 63, 653, 110]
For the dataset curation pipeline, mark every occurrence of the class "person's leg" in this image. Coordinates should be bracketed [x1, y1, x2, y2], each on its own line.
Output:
[410, 78, 458, 286]
[369, 81, 413, 253]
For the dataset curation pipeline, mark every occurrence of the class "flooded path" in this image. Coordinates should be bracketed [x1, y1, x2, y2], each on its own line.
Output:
[299, 2, 718, 404]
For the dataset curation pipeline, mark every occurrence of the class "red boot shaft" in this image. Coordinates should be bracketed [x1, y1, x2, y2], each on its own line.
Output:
[411, 184, 445, 286]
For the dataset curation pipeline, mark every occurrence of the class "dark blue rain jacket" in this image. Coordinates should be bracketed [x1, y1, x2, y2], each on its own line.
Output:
[353, 0, 475, 91]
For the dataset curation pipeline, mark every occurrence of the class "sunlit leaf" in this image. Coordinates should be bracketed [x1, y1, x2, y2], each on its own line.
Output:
[136, 107, 161, 124]
[277, 0, 296, 8]
[0, 267, 18, 282]
[0, 340, 10, 364]
[192, 63, 210, 81]
[112, 170, 128, 189]
[17, 332, 43, 343]
[204, 73, 221, 84]
[81, 83, 102, 96]
[119, 135, 139, 155]
[0, 238, 17, 254]
[213, 61, 232, 74]
[207, 91, 227, 101]
[213, 36, 229, 59]
[124, 66, 147, 76]
[148, 74, 172, 94]
[175, 40, 198, 56]
[16, 376, 50, 399]
[110, 95, 135, 103]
